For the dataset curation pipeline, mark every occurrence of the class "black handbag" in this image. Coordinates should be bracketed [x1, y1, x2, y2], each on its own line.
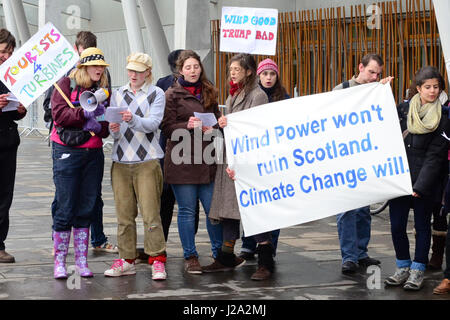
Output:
[54, 82, 92, 147]
[56, 126, 91, 146]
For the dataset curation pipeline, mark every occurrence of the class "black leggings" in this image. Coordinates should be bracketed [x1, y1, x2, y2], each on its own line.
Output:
[221, 218, 271, 244]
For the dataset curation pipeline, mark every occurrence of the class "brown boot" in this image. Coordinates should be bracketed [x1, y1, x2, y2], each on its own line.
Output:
[428, 234, 446, 270]
[251, 244, 274, 281]
[0, 250, 15, 263]
[202, 259, 231, 273]
[184, 256, 202, 274]
[202, 250, 245, 273]
[433, 278, 450, 295]
[251, 266, 272, 280]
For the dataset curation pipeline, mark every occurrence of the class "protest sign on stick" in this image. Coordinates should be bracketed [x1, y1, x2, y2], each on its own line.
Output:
[220, 7, 278, 55]
[0, 22, 79, 108]
[223, 83, 412, 236]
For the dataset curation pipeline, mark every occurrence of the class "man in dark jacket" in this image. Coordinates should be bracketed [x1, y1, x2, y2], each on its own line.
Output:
[156, 49, 183, 92]
[333, 53, 393, 274]
[0, 29, 27, 263]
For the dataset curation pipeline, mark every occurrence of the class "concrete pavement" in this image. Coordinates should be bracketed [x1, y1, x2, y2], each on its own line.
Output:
[0, 136, 448, 303]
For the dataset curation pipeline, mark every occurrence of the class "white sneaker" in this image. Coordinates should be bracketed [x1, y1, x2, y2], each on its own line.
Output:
[403, 269, 425, 291]
[152, 260, 167, 280]
[385, 267, 410, 286]
[104, 259, 136, 277]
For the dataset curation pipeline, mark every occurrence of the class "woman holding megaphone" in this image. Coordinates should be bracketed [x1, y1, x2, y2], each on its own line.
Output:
[50, 47, 110, 279]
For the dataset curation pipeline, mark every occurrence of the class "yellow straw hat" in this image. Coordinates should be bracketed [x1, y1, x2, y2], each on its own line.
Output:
[77, 47, 110, 68]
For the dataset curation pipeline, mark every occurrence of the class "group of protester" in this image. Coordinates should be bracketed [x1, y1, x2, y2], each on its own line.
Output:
[0, 27, 449, 294]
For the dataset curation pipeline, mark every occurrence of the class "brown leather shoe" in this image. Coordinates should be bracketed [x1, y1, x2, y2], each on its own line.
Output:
[251, 266, 272, 280]
[433, 278, 450, 295]
[0, 250, 15, 263]
[185, 256, 202, 274]
[202, 259, 232, 273]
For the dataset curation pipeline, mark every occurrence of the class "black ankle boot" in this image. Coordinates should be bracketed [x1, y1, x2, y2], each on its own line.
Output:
[216, 250, 236, 267]
[251, 244, 274, 280]
[428, 234, 446, 270]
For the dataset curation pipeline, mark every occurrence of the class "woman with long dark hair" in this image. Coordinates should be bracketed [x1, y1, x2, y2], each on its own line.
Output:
[385, 66, 449, 290]
[205, 54, 276, 281]
[239, 58, 289, 261]
[161, 50, 223, 274]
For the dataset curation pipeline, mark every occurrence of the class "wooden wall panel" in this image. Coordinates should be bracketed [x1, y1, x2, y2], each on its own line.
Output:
[211, 0, 449, 104]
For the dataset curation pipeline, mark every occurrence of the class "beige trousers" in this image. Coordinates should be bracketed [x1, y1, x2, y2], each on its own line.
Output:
[111, 160, 166, 259]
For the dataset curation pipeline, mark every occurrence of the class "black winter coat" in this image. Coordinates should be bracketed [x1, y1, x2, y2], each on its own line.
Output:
[0, 81, 27, 150]
[397, 101, 449, 201]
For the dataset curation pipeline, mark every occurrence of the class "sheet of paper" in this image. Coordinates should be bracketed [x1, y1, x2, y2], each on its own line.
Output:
[194, 112, 218, 127]
[6, 93, 20, 102]
[2, 101, 19, 112]
[105, 107, 127, 123]
[1, 93, 20, 112]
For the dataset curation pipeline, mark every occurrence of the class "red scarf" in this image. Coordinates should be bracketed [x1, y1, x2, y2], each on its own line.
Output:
[229, 81, 243, 97]
[179, 77, 202, 99]
[183, 85, 202, 98]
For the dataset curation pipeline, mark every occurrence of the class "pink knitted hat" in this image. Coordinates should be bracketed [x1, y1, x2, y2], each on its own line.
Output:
[257, 58, 279, 76]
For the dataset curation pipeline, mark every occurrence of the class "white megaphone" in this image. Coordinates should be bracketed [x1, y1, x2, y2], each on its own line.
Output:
[80, 88, 109, 112]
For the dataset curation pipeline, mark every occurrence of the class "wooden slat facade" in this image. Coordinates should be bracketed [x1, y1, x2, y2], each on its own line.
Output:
[211, 0, 449, 104]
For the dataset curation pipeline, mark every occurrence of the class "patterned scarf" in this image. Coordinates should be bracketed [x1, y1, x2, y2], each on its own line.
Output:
[407, 93, 442, 134]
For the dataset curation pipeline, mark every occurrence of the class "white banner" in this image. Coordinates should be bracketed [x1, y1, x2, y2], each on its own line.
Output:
[0, 22, 79, 107]
[432, 0, 450, 77]
[224, 83, 412, 236]
[220, 7, 278, 56]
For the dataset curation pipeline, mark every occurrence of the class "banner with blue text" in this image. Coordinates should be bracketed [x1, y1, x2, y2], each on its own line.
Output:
[224, 83, 412, 236]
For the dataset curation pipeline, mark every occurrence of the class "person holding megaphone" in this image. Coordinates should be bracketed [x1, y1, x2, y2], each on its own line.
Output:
[49, 47, 111, 279]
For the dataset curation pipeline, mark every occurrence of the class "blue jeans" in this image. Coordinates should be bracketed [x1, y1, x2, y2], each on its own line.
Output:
[171, 183, 223, 259]
[241, 229, 280, 255]
[336, 206, 371, 264]
[52, 143, 104, 231]
[389, 195, 432, 271]
[90, 194, 108, 247]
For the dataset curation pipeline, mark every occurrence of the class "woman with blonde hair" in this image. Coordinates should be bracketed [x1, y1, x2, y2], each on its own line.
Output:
[50, 47, 110, 279]
[104, 53, 168, 280]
